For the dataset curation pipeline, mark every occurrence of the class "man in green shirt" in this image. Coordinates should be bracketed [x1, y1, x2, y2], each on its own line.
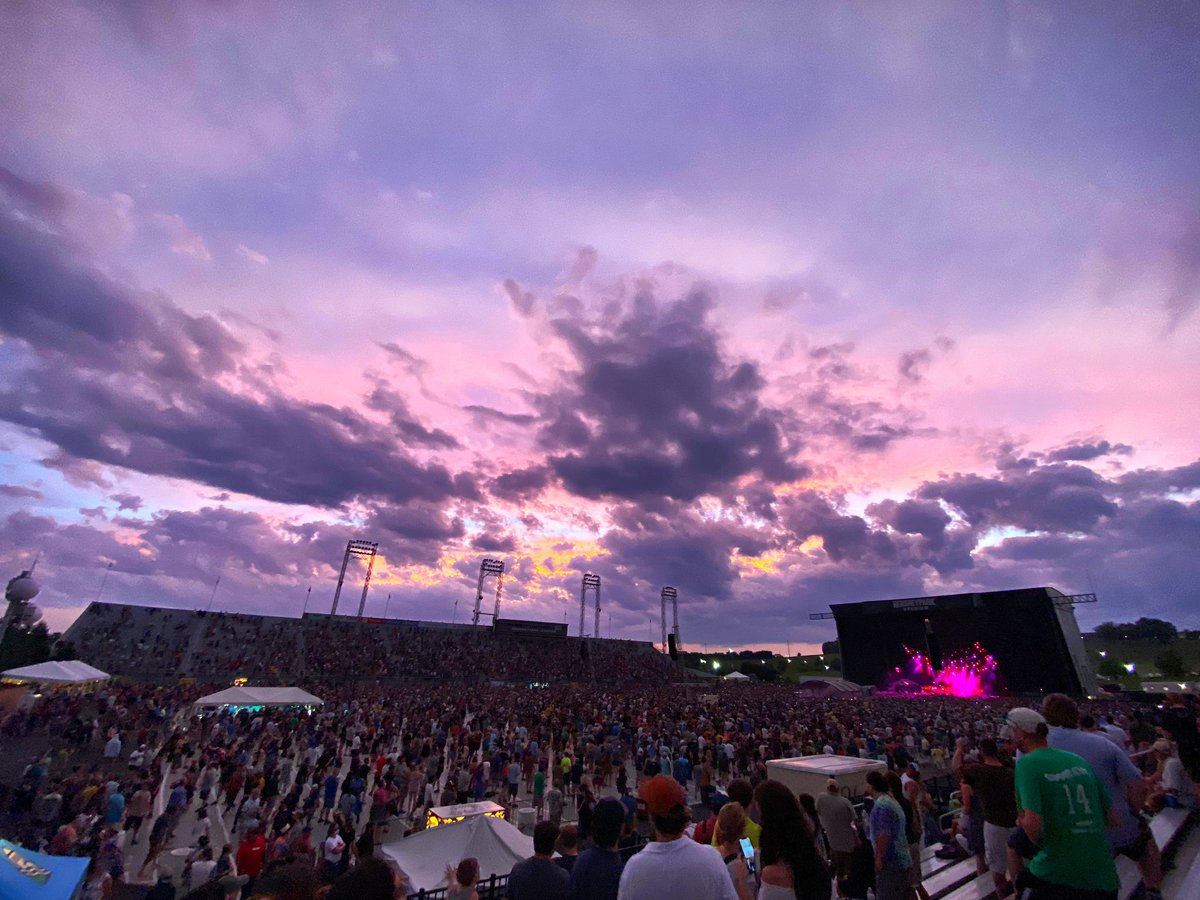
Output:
[1008, 707, 1119, 899]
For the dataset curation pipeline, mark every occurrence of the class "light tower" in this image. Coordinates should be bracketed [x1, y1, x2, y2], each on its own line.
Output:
[661, 586, 677, 653]
[330, 539, 378, 617]
[472, 558, 505, 626]
[1, 569, 42, 648]
[580, 573, 601, 637]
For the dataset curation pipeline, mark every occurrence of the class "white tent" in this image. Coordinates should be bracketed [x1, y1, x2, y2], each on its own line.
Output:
[379, 812, 533, 892]
[1, 660, 110, 684]
[723, 670, 751, 681]
[192, 686, 323, 708]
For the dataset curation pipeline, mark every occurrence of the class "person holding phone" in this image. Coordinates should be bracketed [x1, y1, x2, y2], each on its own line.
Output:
[715, 802, 755, 900]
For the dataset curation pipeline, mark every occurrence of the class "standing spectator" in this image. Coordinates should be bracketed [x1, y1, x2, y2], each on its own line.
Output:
[755, 779, 832, 900]
[446, 857, 480, 900]
[959, 739, 1017, 898]
[865, 771, 910, 900]
[555, 824, 579, 874]
[533, 767, 546, 815]
[544, 778, 564, 828]
[617, 775, 737, 900]
[1008, 707, 1119, 899]
[714, 802, 755, 900]
[815, 779, 858, 887]
[1044, 694, 1164, 900]
[709, 781, 761, 850]
[506, 820, 569, 900]
[321, 824, 346, 883]
[570, 798, 625, 900]
[126, 782, 153, 843]
[235, 826, 266, 894]
[104, 731, 123, 760]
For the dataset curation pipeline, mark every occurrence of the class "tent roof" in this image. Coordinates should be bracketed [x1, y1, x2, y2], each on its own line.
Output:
[723, 670, 751, 680]
[1, 660, 110, 684]
[0, 838, 90, 900]
[796, 677, 861, 692]
[193, 686, 324, 707]
[379, 813, 533, 892]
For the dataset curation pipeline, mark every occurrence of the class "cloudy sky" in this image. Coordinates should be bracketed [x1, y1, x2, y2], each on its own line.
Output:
[1, 2, 1198, 651]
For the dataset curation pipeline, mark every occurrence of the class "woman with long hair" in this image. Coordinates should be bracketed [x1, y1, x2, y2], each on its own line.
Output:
[754, 779, 832, 900]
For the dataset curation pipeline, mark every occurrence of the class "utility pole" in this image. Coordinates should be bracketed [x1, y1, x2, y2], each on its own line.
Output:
[94, 561, 113, 603]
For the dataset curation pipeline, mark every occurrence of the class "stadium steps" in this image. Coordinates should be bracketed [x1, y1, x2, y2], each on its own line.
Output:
[932, 808, 1195, 900]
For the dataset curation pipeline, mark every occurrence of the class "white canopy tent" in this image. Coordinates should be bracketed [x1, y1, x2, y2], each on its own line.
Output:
[192, 686, 323, 708]
[723, 670, 751, 681]
[1, 660, 110, 684]
[379, 813, 533, 893]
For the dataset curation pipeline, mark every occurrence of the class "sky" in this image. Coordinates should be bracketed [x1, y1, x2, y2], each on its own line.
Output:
[1, 1, 1198, 653]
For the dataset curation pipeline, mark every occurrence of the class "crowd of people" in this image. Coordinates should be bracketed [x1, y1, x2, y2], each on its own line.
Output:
[65, 602, 685, 686]
[4, 611, 1199, 900]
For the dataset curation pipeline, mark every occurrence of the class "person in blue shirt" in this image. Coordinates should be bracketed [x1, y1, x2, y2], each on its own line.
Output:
[105, 783, 126, 826]
[866, 771, 911, 900]
[673, 754, 692, 794]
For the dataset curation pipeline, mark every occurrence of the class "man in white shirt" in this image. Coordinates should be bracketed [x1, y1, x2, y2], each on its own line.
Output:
[321, 824, 346, 881]
[104, 732, 122, 759]
[618, 775, 737, 900]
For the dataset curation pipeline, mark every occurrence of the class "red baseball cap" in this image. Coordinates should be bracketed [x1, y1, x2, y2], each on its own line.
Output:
[639, 775, 688, 816]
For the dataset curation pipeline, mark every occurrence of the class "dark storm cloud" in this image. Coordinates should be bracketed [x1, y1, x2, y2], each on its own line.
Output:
[471, 530, 517, 553]
[917, 463, 1117, 533]
[601, 503, 766, 601]
[368, 504, 465, 542]
[364, 378, 459, 449]
[870, 498, 951, 539]
[462, 405, 537, 427]
[780, 491, 898, 564]
[488, 465, 552, 502]
[0, 173, 476, 510]
[1044, 440, 1134, 462]
[110, 493, 143, 511]
[0, 484, 43, 500]
[532, 285, 801, 502]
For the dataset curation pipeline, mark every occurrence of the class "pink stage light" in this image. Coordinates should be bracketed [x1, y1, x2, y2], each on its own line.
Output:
[886, 642, 998, 698]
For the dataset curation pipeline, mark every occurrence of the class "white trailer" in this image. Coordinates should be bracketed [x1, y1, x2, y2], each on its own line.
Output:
[766, 755, 886, 799]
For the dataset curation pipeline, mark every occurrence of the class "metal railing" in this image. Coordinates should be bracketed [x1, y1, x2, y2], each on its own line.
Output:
[405, 839, 648, 899]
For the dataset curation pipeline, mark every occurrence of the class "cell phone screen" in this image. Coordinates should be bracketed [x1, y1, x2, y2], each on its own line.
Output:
[740, 836, 755, 873]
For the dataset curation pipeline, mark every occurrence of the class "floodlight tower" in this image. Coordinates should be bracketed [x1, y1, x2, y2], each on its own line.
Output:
[330, 539, 378, 617]
[661, 586, 677, 653]
[0, 569, 41, 648]
[473, 558, 505, 626]
[580, 573, 601, 637]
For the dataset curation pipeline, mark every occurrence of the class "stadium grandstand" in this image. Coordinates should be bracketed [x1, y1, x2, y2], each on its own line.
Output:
[62, 601, 687, 685]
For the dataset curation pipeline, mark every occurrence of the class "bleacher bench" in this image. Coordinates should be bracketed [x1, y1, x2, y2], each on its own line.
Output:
[932, 807, 1194, 900]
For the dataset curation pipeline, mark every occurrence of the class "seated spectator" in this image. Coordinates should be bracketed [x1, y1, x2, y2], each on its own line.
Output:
[1147, 739, 1197, 810]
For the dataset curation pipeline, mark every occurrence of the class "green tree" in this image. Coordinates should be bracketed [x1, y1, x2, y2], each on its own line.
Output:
[1154, 648, 1187, 680]
[1097, 657, 1126, 680]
